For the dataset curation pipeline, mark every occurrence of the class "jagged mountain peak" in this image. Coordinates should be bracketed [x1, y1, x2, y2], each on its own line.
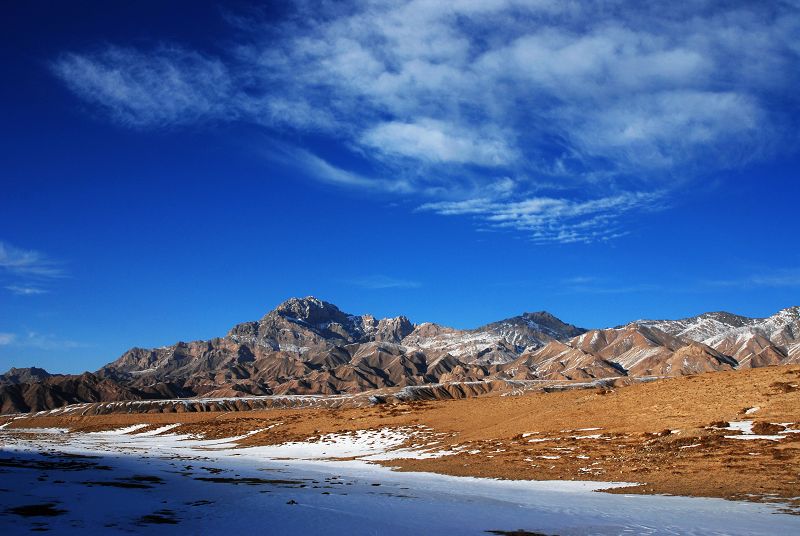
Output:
[522, 310, 558, 319]
[521, 310, 584, 331]
[268, 296, 348, 324]
[693, 311, 752, 324]
[3, 366, 50, 376]
[632, 310, 754, 340]
[774, 306, 800, 318]
[481, 310, 586, 342]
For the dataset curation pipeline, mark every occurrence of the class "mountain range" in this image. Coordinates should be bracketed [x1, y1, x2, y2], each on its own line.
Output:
[2, 296, 799, 413]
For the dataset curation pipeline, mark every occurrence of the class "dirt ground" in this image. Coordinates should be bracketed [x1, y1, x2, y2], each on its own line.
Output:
[4, 365, 800, 510]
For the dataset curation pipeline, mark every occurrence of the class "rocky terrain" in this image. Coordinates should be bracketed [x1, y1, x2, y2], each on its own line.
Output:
[1, 297, 798, 413]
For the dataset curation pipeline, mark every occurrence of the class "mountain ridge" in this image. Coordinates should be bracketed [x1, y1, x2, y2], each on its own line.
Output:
[2, 297, 799, 413]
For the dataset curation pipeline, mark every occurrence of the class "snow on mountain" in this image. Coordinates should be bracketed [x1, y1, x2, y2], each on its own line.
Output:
[637, 307, 800, 347]
[635, 307, 800, 369]
[635, 312, 755, 341]
[399, 311, 585, 365]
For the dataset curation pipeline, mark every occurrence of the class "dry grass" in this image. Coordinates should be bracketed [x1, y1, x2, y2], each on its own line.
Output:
[4, 365, 800, 509]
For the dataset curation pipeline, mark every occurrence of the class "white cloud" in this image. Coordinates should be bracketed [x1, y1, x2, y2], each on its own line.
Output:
[565, 91, 763, 169]
[5, 285, 48, 296]
[50, 1, 800, 242]
[52, 46, 233, 127]
[0, 241, 63, 279]
[360, 119, 516, 166]
[0, 333, 15, 346]
[419, 191, 663, 243]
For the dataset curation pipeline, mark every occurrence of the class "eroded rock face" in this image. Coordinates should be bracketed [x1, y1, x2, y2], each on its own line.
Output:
[2, 298, 799, 413]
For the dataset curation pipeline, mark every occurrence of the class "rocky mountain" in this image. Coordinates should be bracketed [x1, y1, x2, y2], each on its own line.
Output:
[402, 311, 587, 365]
[1, 297, 799, 413]
[635, 306, 800, 367]
[0, 367, 54, 386]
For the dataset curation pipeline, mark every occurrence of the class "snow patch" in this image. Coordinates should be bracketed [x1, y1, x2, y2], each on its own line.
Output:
[87, 424, 149, 435]
[133, 423, 181, 436]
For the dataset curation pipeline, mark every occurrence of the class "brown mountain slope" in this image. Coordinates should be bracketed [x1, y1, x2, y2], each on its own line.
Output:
[2, 298, 799, 414]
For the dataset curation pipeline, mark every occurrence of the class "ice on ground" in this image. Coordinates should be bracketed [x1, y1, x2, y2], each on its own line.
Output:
[745, 407, 760, 415]
[0, 425, 798, 535]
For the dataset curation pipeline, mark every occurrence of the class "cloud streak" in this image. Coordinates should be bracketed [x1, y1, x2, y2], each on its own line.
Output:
[5, 285, 48, 296]
[50, 1, 800, 243]
[52, 47, 233, 128]
[0, 331, 87, 351]
[706, 269, 800, 290]
[0, 241, 63, 279]
[419, 191, 664, 243]
[350, 275, 422, 290]
[1, 241, 64, 296]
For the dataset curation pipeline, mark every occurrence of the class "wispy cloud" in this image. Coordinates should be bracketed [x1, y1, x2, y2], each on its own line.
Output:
[0, 241, 63, 279]
[0, 241, 63, 296]
[559, 275, 662, 294]
[267, 144, 414, 193]
[1, 331, 87, 351]
[350, 275, 422, 290]
[564, 283, 663, 295]
[52, 47, 233, 128]
[5, 285, 48, 296]
[50, 1, 800, 243]
[706, 269, 800, 289]
[419, 191, 664, 243]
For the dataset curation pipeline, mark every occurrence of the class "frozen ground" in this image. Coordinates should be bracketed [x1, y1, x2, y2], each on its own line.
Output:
[1, 426, 799, 535]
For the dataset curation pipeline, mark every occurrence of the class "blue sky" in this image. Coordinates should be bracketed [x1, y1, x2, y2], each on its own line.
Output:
[2, 0, 800, 374]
